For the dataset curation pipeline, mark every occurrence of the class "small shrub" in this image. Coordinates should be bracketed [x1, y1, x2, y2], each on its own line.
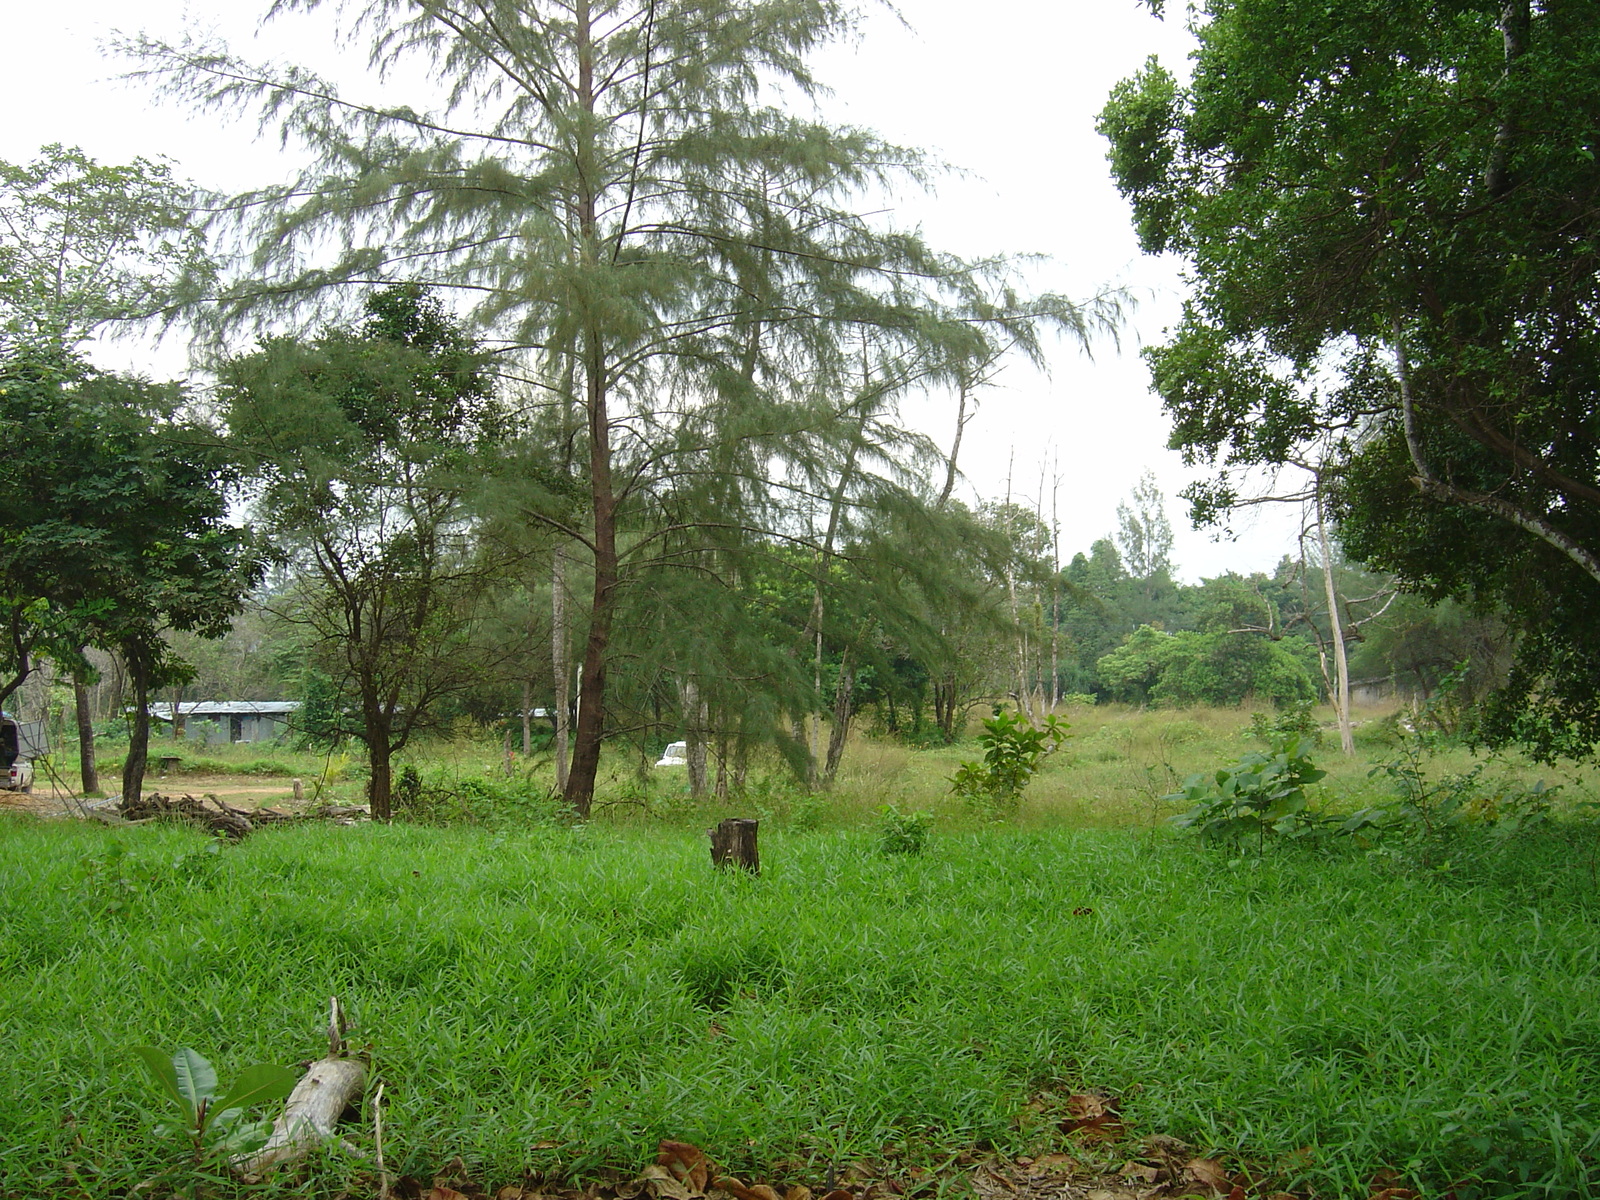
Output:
[951, 709, 1070, 819]
[132, 1046, 297, 1166]
[394, 769, 564, 827]
[875, 804, 932, 855]
[1167, 732, 1326, 848]
[1341, 735, 1562, 842]
[1158, 718, 1208, 745]
[1247, 700, 1321, 748]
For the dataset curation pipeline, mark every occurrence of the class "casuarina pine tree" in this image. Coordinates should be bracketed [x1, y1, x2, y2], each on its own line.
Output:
[129, 0, 1114, 811]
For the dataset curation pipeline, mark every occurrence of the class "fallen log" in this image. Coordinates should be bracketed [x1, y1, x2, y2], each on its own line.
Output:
[231, 997, 367, 1179]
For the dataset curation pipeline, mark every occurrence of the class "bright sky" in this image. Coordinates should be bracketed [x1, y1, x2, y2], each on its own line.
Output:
[1, 0, 1305, 580]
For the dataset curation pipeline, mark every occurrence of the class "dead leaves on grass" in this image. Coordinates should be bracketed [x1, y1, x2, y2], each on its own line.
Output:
[406, 1127, 1422, 1200]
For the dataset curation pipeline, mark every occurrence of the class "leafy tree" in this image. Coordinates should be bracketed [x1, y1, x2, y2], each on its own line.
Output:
[130, 0, 1110, 813]
[0, 144, 217, 790]
[1115, 469, 1174, 586]
[1096, 623, 1316, 709]
[0, 144, 208, 354]
[219, 284, 519, 818]
[0, 353, 258, 804]
[1346, 593, 1514, 714]
[1100, 1, 1600, 757]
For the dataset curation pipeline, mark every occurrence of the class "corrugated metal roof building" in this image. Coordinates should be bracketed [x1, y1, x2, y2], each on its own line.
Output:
[149, 701, 300, 745]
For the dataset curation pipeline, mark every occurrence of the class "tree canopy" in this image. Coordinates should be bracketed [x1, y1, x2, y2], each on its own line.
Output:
[129, 0, 1117, 811]
[220, 283, 517, 817]
[0, 144, 208, 354]
[1099, 0, 1600, 756]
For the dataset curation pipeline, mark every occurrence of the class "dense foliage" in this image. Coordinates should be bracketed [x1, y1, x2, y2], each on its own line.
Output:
[1100, 0, 1600, 757]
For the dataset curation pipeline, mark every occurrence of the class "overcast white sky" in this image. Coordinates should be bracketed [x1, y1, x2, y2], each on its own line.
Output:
[1, 0, 1305, 580]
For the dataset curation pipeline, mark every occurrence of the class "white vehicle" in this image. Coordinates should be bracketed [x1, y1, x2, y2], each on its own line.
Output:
[655, 740, 688, 767]
[0, 713, 45, 794]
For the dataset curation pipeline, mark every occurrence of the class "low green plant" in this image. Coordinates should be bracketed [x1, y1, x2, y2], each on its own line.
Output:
[74, 841, 157, 917]
[1247, 700, 1321, 748]
[950, 709, 1071, 818]
[875, 804, 932, 855]
[394, 768, 564, 827]
[1342, 734, 1563, 843]
[131, 1046, 297, 1165]
[1167, 732, 1327, 848]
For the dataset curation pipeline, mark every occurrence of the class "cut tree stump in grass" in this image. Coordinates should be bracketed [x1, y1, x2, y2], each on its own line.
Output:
[709, 818, 759, 874]
[232, 997, 367, 1180]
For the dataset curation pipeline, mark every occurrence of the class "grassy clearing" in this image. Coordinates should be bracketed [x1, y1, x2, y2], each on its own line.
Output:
[39, 702, 1596, 830]
[1, 815, 1597, 1198]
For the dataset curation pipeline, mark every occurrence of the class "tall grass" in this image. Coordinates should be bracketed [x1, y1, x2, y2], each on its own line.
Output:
[1, 815, 1596, 1198]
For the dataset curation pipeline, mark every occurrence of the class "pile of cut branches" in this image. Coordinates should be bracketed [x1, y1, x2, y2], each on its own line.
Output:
[115, 792, 364, 838]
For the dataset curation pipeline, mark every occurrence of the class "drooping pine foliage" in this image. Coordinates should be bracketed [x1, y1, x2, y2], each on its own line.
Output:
[126, 0, 1120, 808]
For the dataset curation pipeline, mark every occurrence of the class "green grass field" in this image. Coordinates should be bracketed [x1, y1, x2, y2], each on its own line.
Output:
[3, 807, 1598, 1198]
[5, 705, 1599, 1198]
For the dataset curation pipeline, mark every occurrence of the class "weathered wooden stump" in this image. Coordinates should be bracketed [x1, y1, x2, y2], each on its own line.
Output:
[708, 817, 760, 873]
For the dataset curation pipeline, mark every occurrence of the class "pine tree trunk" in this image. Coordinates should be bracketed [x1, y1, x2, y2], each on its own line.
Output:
[563, 3, 614, 820]
[714, 734, 730, 802]
[684, 679, 708, 799]
[733, 731, 749, 792]
[934, 679, 957, 741]
[74, 669, 98, 795]
[521, 678, 532, 756]
[552, 544, 570, 791]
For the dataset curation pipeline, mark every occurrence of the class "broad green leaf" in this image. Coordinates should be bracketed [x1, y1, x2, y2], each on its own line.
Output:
[211, 1062, 298, 1118]
[133, 1046, 193, 1122]
[213, 1118, 275, 1155]
[171, 1047, 218, 1107]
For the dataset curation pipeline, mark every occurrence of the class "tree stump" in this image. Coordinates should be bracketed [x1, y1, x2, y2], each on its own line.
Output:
[708, 818, 759, 874]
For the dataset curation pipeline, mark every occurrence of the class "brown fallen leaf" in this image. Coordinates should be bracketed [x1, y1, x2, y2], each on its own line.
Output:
[1118, 1161, 1160, 1184]
[784, 1187, 812, 1200]
[656, 1142, 712, 1195]
[1185, 1158, 1231, 1193]
[1027, 1153, 1079, 1177]
[1061, 1093, 1125, 1144]
[427, 1189, 471, 1200]
[715, 1180, 780, 1200]
[642, 1164, 705, 1200]
[496, 1188, 526, 1200]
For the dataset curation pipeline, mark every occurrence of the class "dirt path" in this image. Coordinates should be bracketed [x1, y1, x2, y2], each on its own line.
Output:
[1, 773, 306, 819]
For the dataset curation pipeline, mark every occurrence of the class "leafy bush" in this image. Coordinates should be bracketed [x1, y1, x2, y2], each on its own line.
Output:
[875, 804, 932, 855]
[951, 709, 1070, 818]
[1167, 732, 1326, 847]
[1341, 736, 1563, 842]
[392, 768, 564, 827]
[1248, 700, 1322, 748]
[1098, 625, 1319, 708]
[132, 1046, 296, 1166]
